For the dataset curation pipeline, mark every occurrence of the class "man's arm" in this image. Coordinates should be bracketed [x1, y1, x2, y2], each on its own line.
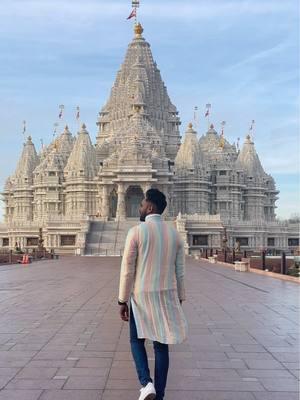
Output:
[118, 227, 138, 306]
[175, 237, 186, 302]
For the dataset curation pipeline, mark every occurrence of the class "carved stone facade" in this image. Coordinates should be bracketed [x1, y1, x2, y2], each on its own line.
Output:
[1, 23, 299, 253]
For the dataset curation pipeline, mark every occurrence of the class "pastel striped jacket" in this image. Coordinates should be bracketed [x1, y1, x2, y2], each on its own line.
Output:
[118, 214, 188, 344]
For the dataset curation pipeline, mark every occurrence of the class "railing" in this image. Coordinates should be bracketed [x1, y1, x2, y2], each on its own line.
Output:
[86, 248, 123, 257]
[0, 249, 53, 265]
[195, 248, 299, 276]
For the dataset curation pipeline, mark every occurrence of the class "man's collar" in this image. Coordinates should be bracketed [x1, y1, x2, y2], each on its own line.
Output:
[145, 214, 162, 222]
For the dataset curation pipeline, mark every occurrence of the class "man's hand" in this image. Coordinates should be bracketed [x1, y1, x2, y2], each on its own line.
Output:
[119, 303, 129, 321]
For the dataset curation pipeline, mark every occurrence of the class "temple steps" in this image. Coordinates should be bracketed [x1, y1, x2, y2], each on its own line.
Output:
[84, 219, 139, 256]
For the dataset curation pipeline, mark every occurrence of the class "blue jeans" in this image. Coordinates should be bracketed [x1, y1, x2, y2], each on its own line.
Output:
[130, 307, 169, 400]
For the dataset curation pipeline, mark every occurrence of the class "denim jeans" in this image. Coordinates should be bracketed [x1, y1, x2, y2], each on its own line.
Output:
[130, 307, 169, 400]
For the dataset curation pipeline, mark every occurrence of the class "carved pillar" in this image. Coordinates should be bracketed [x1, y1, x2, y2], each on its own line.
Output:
[102, 185, 109, 218]
[116, 184, 126, 220]
[162, 185, 169, 217]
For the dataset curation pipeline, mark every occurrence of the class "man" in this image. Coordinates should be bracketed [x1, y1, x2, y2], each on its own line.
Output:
[118, 188, 188, 400]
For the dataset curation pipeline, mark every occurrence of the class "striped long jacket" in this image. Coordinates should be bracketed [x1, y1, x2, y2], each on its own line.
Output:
[118, 214, 188, 344]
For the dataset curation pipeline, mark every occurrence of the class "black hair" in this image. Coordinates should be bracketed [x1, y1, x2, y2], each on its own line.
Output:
[145, 188, 167, 214]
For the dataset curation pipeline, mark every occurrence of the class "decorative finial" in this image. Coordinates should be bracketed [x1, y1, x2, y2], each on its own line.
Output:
[64, 125, 69, 130]
[210, 123, 214, 129]
[134, 22, 143, 37]
[188, 122, 193, 129]
[27, 135, 32, 142]
[81, 123, 86, 130]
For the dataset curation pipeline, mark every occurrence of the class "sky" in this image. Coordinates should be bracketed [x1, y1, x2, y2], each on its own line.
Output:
[0, 0, 299, 220]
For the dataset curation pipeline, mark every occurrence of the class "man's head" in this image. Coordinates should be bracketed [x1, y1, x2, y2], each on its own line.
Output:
[139, 188, 167, 222]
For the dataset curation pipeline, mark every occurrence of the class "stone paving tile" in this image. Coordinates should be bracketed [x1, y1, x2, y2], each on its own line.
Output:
[102, 390, 257, 400]
[57, 367, 110, 377]
[67, 350, 115, 358]
[272, 352, 300, 362]
[0, 256, 299, 399]
[0, 390, 43, 400]
[166, 376, 265, 391]
[165, 392, 257, 400]
[0, 376, 14, 390]
[5, 378, 64, 389]
[282, 362, 300, 370]
[244, 359, 285, 370]
[33, 350, 71, 360]
[15, 367, 57, 379]
[0, 368, 20, 377]
[237, 368, 296, 378]
[39, 390, 102, 400]
[253, 393, 299, 400]
[258, 378, 299, 391]
[63, 376, 107, 389]
[225, 351, 275, 360]
[26, 360, 76, 368]
[196, 359, 247, 369]
[76, 358, 113, 368]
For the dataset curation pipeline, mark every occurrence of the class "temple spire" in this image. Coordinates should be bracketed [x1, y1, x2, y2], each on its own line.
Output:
[236, 134, 266, 178]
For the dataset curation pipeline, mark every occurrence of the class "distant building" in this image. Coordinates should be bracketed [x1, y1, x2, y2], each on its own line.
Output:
[1, 23, 298, 254]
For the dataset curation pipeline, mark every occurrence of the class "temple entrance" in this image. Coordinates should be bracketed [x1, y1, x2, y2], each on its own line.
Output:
[109, 189, 118, 218]
[126, 186, 144, 218]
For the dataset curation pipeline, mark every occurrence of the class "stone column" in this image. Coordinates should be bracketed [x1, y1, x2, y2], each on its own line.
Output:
[101, 185, 109, 218]
[116, 184, 126, 220]
[162, 185, 169, 217]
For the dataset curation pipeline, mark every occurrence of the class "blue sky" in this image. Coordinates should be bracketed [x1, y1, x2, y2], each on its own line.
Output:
[0, 0, 299, 220]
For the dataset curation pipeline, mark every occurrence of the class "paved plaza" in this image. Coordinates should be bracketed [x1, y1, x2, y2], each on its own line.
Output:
[0, 256, 299, 400]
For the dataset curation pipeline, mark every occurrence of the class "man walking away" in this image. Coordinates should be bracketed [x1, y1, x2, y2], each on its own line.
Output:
[118, 188, 188, 400]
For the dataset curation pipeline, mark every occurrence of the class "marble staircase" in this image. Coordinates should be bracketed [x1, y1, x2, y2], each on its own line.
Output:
[84, 219, 139, 256]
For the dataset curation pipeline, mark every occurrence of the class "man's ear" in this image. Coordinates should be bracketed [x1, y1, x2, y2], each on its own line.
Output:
[147, 203, 154, 213]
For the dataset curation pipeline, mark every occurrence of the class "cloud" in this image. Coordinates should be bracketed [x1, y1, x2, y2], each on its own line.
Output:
[225, 41, 293, 72]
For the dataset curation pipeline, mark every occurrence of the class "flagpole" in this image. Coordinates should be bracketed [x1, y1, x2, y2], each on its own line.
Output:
[76, 106, 81, 131]
[205, 103, 211, 130]
[58, 104, 65, 127]
[250, 119, 255, 141]
[53, 122, 59, 141]
[193, 106, 198, 130]
[22, 120, 26, 143]
[237, 137, 240, 153]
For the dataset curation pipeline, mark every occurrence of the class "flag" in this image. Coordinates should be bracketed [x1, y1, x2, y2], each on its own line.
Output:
[59, 110, 63, 119]
[127, 8, 136, 20]
[22, 120, 26, 134]
[205, 109, 209, 117]
[76, 107, 80, 120]
[250, 119, 255, 130]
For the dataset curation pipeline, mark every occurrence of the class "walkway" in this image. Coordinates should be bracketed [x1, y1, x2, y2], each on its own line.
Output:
[0, 256, 298, 400]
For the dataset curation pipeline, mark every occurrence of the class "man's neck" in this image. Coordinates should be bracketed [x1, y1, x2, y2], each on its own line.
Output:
[145, 214, 161, 221]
